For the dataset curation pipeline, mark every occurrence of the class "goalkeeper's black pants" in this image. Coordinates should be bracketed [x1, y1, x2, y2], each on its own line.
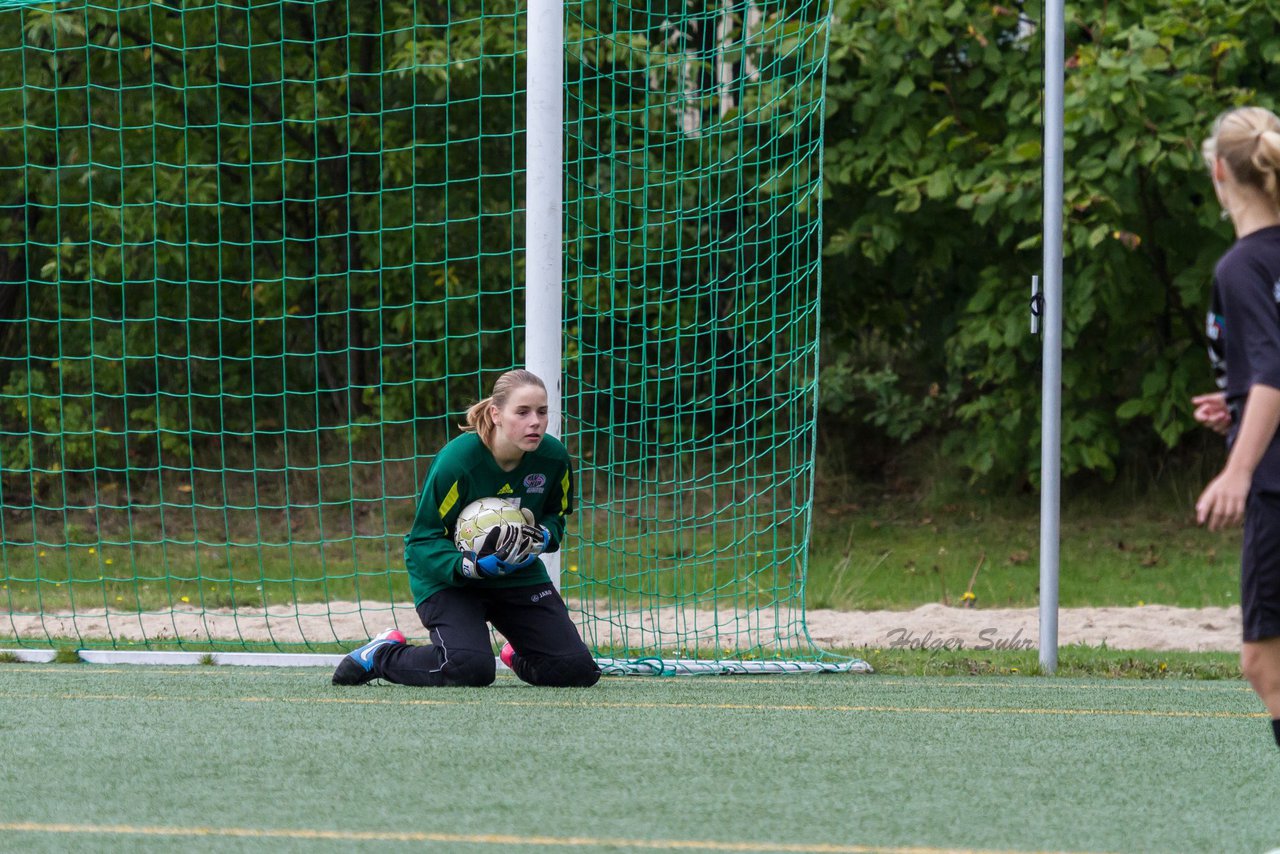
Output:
[373, 582, 601, 687]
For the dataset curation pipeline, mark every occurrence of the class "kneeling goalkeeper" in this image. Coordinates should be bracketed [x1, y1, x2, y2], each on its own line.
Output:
[332, 370, 600, 688]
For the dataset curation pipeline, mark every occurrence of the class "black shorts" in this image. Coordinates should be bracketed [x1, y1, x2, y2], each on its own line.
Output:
[1241, 491, 1280, 642]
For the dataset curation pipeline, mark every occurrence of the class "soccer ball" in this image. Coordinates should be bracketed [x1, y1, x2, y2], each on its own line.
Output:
[454, 497, 526, 553]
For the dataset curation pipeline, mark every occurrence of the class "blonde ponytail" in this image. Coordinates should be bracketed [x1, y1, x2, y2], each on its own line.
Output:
[459, 369, 547, 449]
[1255, 128, 1280, 205]
[461, 396, 499, 446]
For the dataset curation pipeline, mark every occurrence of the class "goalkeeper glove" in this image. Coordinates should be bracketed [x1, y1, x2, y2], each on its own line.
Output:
[459, 524, 524, 579]
[503, 523, 550, 570]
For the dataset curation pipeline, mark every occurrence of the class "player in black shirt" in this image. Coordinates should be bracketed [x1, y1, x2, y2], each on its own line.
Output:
[1195, 106, 1280, 750]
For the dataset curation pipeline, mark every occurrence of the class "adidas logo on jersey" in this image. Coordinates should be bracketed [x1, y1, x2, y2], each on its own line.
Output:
[497, 484, 514, 495]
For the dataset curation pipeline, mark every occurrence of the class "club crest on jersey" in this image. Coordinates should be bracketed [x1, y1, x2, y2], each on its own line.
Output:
[497, 483, 514, 495]
[523, 473, 547, 494]
[1206, 311, 1223, 342]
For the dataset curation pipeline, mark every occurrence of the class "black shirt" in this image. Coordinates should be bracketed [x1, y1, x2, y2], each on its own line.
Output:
[1208, 224, 1280, 490]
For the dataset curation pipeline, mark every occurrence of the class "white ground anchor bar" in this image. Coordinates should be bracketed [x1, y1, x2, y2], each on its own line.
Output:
[1, 649, 56, 663]
[77, 650, 344, 667]
[12, 649, 516, 670]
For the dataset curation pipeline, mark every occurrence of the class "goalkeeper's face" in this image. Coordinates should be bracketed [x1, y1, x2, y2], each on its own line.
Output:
[492, 385, 549, 454]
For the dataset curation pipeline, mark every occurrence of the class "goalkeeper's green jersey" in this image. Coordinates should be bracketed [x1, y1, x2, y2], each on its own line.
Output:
[403, 431, 574, 605]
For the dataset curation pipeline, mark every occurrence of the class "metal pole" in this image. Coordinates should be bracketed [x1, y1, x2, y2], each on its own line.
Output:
[526, 0, 564, 588]
[1039, 0, 1065, 673]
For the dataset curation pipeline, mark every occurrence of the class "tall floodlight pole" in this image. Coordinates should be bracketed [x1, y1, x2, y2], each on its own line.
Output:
[1040, 0, 1065, 673]
[526, 0, 564, 588]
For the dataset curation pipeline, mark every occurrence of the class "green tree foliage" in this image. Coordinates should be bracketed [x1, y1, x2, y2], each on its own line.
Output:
[564, 1, 828, 456]
[0, 0, 527, 495]
[0, 0, 829, 514]
[4, 0, 1273, 501]
[822, 0, 1276, 482]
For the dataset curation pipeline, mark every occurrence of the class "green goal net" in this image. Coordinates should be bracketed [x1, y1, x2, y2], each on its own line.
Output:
[0, 0, 864, 674]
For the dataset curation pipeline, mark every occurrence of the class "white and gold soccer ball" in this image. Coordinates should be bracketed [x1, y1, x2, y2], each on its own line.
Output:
[453, 497, 527, 553]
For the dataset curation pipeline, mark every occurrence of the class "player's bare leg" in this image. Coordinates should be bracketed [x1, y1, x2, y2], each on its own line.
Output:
[1241, 637, 1280, 747]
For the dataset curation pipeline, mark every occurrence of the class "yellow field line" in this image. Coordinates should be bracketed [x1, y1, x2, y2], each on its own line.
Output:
[0, 821, 1101, 854]
[870, 679, 1252, 694]
[251, 697, 1273, 719]
[0, 690, 1265, 719]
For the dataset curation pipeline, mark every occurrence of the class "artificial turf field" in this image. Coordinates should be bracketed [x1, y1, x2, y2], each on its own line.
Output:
[1, 664, 1278, 854]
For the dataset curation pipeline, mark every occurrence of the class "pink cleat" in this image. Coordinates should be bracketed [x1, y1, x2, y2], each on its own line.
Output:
[500, 642, 516, 669]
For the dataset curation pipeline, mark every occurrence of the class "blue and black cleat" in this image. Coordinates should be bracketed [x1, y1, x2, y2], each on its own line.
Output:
[331, 628, 407, 686]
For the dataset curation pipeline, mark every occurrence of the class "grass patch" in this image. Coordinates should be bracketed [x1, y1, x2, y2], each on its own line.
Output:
[4, 495, 1239, 614]
[0, 450, 1248, 618]
[806, 481, 1241, 610]
[0, 538, 410, 612]
[52, 647, 81, 664]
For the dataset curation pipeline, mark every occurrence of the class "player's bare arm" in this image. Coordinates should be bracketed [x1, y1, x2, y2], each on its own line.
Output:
[1197, 384, 1280, 530]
